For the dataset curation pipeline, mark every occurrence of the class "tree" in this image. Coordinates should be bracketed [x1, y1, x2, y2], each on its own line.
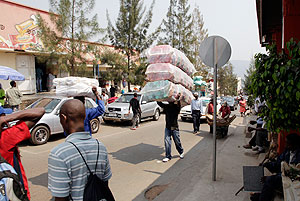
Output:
[37, 0, 102, 75]
[106, 0, 160, 91]
[217, 62, 238, 96]
[159, 0, 193, 59]
[243, 57, 256, 94]
[190, 6, 209, 77]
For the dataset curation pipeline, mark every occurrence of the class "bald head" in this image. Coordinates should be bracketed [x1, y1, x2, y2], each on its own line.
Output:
[60, 99, 86, 135]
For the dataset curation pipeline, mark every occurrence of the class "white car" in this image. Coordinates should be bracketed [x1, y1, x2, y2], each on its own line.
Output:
[180, 97, 221, 122]
[102, 92, 162, 124]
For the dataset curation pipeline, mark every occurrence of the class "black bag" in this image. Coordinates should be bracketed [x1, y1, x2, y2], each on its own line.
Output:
[0, 153, 29, 201]
[69, 140, 115, 201]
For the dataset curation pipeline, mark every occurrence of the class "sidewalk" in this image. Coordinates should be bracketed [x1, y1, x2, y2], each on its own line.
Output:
[134, 115, 265, 201]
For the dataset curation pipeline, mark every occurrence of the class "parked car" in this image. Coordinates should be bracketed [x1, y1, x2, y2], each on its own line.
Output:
[180, 97, 216, 122]
[25, 96, 100, 145]
[102, 92, 162, 124]
[221, 96, 235, 111]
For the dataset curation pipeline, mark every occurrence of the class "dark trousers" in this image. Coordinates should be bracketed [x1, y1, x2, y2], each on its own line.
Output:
[192, 110, 201, 132]
[131, 113, 139, 128]
[164, 128, 183, 159]
[249, 131, 268, 147]
[259, 174, 282, 201]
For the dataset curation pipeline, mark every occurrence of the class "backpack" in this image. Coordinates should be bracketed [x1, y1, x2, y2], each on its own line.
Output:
[69, 140, 115, 201]
[0, 154, 29, 201]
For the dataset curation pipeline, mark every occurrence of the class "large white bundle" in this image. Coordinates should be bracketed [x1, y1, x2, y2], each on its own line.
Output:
[145, 63, 194, 90]
[145, 45, 196, 76]
[54, 77, 100, 98]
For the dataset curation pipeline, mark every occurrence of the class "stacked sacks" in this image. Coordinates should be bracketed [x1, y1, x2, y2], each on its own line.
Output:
[142, 45, 195, 105]
[53, 77, 101, 99]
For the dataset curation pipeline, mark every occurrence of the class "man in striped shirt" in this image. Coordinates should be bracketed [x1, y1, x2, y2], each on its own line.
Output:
[48, 99, 112, 201]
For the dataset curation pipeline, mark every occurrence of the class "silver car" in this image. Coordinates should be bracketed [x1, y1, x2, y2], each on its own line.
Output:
[102, 92, 162, 124]
[25, 96, 100, 145]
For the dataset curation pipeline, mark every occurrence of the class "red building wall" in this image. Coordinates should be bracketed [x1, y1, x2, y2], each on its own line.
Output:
[283, 0, 300, 47]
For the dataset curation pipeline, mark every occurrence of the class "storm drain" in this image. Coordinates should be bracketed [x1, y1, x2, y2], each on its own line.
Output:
[144, 184, 170, 201]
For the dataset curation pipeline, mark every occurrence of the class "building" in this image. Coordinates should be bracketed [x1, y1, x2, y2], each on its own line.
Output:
[0, 0, 114, 94]
[256, 0, 300, 52]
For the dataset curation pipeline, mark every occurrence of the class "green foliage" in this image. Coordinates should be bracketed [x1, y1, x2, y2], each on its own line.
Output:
[37, 0, 102, 75]
[250, 39, 300, 132]
[243, 57, 256, 94]
[217, 62, 238, 96]
[106, 0, 160, 90]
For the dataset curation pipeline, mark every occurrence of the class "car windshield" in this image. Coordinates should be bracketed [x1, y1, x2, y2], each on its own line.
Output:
[116, 94, 141, 103]
[28, 98, 61, 113]
[223, 97, 234, 104]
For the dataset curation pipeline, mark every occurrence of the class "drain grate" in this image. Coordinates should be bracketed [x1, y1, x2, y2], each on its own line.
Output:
[144, 184, 170, 201]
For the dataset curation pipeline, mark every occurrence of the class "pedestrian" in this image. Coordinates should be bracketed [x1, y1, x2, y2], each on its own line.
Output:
[101, 90, 109, 106]
[0, 83, 5, 106]
[128, 92, 141, 130]
[36, 68, 43, 92]
[157, 94, 184, 162]
[5, 81, 23, 111]
[251, 133, 300, 201]
[110, 85, 116, 98]
[48, 99, 112, 201]
[74, 86, 105, 135]
[219, 101, 231, 119]
[207, 98, 214, 115]
[239, 96, 247, 117]
[191, 92, 202, 134]
[0, 106, 45, 200]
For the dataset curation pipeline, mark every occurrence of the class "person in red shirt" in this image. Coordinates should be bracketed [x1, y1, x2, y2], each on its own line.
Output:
[219, 101, 231, 119]
[0, 106, 45, 200]
[207, 98, 214, 115]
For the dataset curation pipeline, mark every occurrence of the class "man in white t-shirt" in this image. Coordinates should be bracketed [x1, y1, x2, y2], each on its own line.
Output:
[101, 90, 109, 106]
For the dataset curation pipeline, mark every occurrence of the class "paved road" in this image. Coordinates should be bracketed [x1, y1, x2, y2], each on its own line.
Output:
[19, 113, 237, 201]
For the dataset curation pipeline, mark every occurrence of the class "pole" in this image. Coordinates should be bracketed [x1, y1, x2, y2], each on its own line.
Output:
[212, 37, 218, 181]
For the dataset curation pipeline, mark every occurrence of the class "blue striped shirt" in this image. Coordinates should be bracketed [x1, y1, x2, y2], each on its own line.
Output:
[48, 132, 112, 200]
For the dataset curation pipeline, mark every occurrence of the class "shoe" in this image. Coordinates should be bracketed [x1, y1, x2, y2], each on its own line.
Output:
[136, 126, 139, 128]
[180, 152, 184, 159]
[193, 131, 197, 134]
[252, 146, 259, 151]
[162, 157, 170, 162]
[243, 144, 252, 149]
[130, 127, 136, 130]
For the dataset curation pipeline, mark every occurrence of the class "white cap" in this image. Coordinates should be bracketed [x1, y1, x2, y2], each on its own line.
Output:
[194, 92, 199, 96]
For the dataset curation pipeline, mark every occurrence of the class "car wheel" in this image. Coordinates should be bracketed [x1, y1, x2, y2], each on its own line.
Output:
[181, 117, 187, 122]
[90, 118, 100, 134]
[153, 109, 160, 121]
[30, 125, 50, 145]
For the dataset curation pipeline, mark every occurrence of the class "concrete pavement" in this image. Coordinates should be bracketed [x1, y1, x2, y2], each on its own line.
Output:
[134, 116, 264, 201]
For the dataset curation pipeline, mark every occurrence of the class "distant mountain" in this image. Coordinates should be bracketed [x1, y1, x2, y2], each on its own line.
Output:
[230, 60, 251, 80]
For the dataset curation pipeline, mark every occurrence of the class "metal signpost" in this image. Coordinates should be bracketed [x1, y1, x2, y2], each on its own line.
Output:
[199, 36, 231, 181]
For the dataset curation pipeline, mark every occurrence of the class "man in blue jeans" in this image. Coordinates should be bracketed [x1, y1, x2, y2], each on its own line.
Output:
[157, 95, 184, 162]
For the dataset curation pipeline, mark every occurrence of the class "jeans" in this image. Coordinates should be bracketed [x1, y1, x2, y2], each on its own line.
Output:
[259, 174, 282, 201]
[164, 128, 184, 159]
[192, 110, 201, 132]
[131, 113, 139, 128]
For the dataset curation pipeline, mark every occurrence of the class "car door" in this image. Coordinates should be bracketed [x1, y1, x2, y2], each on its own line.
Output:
[140, 95, 154, 118]
[52, 101, 65, 133]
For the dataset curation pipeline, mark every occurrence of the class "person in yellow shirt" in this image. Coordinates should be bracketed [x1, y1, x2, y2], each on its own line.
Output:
[0, 83, 5, 106]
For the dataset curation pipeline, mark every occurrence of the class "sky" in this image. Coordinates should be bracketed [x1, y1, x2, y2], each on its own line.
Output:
[11, 0, 266, 76]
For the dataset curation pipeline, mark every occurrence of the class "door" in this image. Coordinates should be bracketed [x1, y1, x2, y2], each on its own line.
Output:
[140, 96, 153, 118]
[16, 55, 36, 94]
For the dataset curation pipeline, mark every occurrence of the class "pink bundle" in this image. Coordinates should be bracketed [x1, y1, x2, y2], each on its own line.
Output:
[145, 45, 196, 76]
[145, 63, 194, 90]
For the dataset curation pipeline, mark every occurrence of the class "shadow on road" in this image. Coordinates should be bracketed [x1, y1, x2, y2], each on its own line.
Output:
[29, 172, 48, 188]
[109, 143, 164, 164]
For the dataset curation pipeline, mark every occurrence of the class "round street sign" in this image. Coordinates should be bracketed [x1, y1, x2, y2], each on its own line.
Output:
[199, 36, 231, 68]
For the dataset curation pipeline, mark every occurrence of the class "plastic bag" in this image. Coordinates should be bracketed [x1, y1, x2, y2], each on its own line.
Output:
[141, 80, 193, 105]
[145, 63, 194, 90]
[145, 45, 196, 76]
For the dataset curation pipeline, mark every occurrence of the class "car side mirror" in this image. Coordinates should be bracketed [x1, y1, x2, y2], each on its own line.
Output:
[55, 109, 60, 115]
[142, 101, 147, 104]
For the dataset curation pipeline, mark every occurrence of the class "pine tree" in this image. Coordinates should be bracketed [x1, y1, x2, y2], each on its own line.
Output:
[106, 0, 160, 91]
[190, 6, 209, 77]
[218, 62, 238, 96]
[37, 0, 102, 75]
[159, 0, 193, 58]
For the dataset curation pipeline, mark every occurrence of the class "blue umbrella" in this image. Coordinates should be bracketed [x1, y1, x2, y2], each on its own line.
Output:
[0, 66, 25, 81]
